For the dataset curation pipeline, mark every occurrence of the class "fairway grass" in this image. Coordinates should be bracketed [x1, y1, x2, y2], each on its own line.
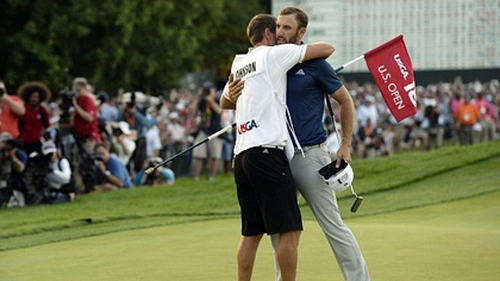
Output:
[2, 191, 499, 281]
[1, 143, 499, 280]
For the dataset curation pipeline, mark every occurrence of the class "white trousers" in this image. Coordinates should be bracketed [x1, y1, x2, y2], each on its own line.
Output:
[272, 144, 370, 281]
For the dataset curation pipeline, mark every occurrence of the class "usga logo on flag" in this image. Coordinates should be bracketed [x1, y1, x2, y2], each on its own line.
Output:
[364, 34, 417, 122]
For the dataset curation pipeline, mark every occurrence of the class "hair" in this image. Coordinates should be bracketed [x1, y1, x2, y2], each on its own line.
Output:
[278, 6, 309, 29]
[72, 77, 88, 88]
[246, 14, 277, 46]
[17, 81, 51, 103]
[94, 142, 107, 152]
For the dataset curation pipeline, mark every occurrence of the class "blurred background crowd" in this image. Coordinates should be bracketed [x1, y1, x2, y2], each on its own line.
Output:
[0, 75, 499, 207]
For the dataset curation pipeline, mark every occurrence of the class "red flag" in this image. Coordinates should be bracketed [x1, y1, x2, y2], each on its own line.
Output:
[364, 35, 417, 122]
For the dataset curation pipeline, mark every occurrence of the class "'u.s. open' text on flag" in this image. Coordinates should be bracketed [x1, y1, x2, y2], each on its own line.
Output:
[364, 35, 417, 122]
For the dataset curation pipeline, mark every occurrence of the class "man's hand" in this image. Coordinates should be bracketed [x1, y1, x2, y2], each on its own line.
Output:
[98, 161, 107, 173]
[336, 144, 352, 167]
[117, 134, 125, 144]
[5, 148, 16, 159]
[228, 74, 244, 103]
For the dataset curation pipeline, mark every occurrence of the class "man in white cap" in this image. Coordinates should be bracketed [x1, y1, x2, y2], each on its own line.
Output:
[43, 140, 77, 203]
[110, 121, 136, 166]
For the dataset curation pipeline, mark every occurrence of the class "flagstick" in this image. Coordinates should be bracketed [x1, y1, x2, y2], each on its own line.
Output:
[334, 55, 365, 72]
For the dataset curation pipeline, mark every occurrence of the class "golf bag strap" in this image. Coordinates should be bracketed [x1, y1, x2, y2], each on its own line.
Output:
[324, 93, 341, 143]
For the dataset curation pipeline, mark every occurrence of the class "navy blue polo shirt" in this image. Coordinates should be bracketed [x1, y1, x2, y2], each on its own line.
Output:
[286, 58, 342, 146]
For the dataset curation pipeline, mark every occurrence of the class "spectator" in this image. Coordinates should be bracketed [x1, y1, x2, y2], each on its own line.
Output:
[17, 82, 51, 155]
[118, 92, 151, 175]
[110, 121, 136, 166]
[42, 140, 77, 204]
[0, 133, 28, 207]
[220, 108, 235, 174]
[144, 117, 162, 159]
[192, 82, 223, 181]
[163, 111, 189, 176]
[423, 94, 442, 150]
[356, 94, 379, 129]
[97, 90, 118, 123]
[0, 79, 25, 138]
[93, 142, 132, 193]
[454, 94, 481, 145]
[134, 157, 175, 186]
[409, 102, 429, 150]
[72, 77, 101, 150]
[71, 77, 101, 192]
[474, 92, 497, 142]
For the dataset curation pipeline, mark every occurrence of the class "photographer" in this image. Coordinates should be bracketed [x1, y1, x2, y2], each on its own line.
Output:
[110, 121, 136, 166]
[0, 133, 28, 207]
[192, 81, 223, 181]
[134, 157, 175, 186]
[71, 77, 100, 192]
[71, 77, 101, 149]
[0, 79, 25, 138]
[42, 140, 77, 204]
[92, 143, 132, 193]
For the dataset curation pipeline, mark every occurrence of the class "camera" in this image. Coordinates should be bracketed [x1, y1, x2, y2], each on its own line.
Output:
[202, 88, 211, 97]
[0, 150, 12, 189]
[59, 88, 78, 111]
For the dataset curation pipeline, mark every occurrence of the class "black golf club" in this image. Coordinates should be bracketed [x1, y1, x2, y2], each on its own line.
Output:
[144, 123, 236, 175]
[349, 185, 363, 213]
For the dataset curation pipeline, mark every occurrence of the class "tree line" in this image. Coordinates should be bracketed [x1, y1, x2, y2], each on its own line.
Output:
[0, 0, 265, 96]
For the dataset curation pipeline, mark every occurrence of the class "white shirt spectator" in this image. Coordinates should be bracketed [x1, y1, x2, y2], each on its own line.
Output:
[145, 124, 162, 158]
[47, 158, 72, 189]
[357, 95, 379, 128]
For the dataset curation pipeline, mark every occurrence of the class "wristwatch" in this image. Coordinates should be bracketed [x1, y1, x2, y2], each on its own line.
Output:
[105, 171, 111, 176]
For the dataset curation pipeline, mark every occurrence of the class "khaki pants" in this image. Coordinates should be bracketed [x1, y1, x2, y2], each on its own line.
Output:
[73, 140, 97, 193]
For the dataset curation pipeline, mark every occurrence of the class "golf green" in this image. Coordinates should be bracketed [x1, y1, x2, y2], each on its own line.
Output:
[2, 190, 499, 281]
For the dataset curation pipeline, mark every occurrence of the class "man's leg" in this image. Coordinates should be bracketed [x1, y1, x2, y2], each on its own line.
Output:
[290, 146, 370, 281]
[193, 157, 203, 180]
[208, 138, 223, 180]
[276, 230, 301, 281]
[209, 158, 219, 180]
[192, 132, 207, 180]
[237, 235, 263, 281]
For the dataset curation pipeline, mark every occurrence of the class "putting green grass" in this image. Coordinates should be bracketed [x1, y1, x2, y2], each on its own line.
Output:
[2, 191, 499, 281]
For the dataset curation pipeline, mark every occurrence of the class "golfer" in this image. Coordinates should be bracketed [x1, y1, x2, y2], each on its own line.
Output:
[221, 14, 334, 281]
[226, 6, 370, 281]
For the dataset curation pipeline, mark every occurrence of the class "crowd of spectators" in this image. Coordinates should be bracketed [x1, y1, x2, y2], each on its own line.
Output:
[327, 76, 500, 159]
[0, 75, 498, 208]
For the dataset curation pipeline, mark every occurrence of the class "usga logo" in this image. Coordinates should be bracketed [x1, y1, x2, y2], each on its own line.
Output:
[238, 120, 259, 135]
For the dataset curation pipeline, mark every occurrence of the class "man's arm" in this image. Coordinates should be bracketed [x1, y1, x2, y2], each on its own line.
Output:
[220, 74, 243, 110]
[1, 95, 25, 116]
[206, 94, 223, 115]
[103, 162, 124, 187]
[331, 85, 355, 165]
[303, 42, 335, 61]
[72, 98, 94, 123]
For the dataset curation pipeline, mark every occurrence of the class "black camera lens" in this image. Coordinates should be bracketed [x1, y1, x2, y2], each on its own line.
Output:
[0, 88, 4, 96]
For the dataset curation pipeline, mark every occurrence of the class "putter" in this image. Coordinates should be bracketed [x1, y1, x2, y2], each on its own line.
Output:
[145, 123, 236, 175]
[349, 185, 363, 213]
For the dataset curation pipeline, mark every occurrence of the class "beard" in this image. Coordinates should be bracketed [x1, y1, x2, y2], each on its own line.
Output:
[277, 32, 299, 45]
